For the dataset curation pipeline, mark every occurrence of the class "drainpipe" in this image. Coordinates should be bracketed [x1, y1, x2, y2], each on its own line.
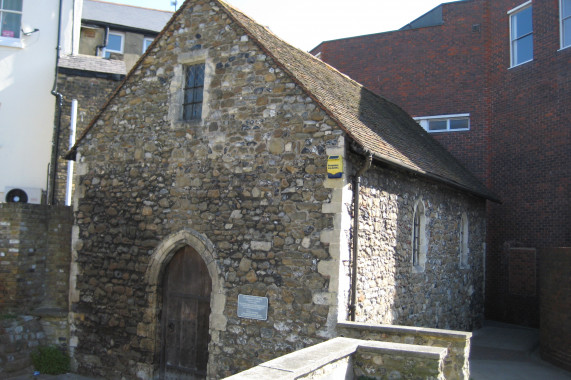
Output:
[65, 99, 78, 206]
[349, 152, 372, 321]
[49, 0, 64, 205]
[96, 26, 109, 57]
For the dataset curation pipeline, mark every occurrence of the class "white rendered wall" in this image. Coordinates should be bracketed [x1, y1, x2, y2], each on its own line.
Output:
[0, 0, 79, 200]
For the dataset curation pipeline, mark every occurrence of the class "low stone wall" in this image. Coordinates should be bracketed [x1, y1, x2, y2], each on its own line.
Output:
[337, 321, 471, 379]
[224, 337, 446, 380]
[540, 247, 571, 371]
[0, 204, 72, 377]
[0, 315, 46, 376]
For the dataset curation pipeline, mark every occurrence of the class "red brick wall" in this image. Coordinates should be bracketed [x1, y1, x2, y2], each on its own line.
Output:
[314, 0, 570, 327]
[540, 248, 571, 371]
[313, 0, 489, 181]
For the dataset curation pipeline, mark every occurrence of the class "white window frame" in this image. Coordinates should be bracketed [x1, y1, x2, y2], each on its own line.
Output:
[142, 37, 153, 53]
[561, 0, 571, 50]
[414, 113, 470, 133]
[508, 1, 533, 68]
[0, 0, 23, 48]
[104, 31, 124, 58]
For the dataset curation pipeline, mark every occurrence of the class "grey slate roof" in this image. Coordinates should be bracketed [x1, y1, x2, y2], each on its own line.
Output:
[59, 54, 126, 75]
[66, 0, 496, 201]
[82, 0, 173, 33]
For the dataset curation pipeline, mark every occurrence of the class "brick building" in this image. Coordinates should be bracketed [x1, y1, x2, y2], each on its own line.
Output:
[63, 0, 494, 377]
[312, 0, 570, 328]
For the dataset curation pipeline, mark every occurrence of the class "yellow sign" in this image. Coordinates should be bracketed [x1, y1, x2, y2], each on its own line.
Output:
[327, 156, 343, 178]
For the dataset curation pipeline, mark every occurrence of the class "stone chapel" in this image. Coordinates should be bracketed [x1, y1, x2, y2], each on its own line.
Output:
[64, 0, 496, 378]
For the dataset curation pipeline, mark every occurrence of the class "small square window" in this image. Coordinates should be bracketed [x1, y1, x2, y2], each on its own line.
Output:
[143, 37, 153, 53]
[104, 32, 124, 58]
[183, 63, 205, 121]
[0, 0, 23, 43]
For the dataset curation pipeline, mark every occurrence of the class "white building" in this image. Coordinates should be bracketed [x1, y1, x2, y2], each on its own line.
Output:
[0, 0, 81, 203]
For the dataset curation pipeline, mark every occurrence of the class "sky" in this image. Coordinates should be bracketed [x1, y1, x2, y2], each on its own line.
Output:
[99, 0, 461, 51]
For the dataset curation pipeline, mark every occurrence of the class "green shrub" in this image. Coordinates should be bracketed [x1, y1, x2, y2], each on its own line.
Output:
[31, 346, 70, 375]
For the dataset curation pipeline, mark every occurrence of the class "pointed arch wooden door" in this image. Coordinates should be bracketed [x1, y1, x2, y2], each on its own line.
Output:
[160, 246, 212, 379]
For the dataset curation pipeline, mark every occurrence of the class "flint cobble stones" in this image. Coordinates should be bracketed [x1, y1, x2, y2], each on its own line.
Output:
[70, 1, 341, 378]
[352, 159, 486, 331]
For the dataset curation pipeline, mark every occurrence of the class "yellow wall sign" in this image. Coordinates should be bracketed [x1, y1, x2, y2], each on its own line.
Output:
[327, 156, 343, 178]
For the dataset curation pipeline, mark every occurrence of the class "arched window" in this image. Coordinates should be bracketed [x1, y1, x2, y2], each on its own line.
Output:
[412, 199, 427, 272]
[459, 213, 470, 268]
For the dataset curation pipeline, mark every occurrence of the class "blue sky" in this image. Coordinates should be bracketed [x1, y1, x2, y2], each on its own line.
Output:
[99, 0, 461, 51]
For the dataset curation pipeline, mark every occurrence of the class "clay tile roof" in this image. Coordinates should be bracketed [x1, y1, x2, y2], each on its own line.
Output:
[66, 0, 497, 201]
[59, 55, 127, 75]
[218, 1, 496, 201]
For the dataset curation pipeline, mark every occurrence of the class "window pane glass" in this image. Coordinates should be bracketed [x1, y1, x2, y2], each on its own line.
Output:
[3, 0, 22, 11]
[185, 88, 194, 103]
[450, 118, 469, 130]
[428, 120, 447, 131]
[143, 38, 153, 52]
[515, 34, 533, 64]
[513, 7, 532, 39]
[193, 87, 203, 102]
[1, 12, 21, 38]
[107, 34, 122, 52]
[564, 18, 571, 47]
[563, 0, 571, 18]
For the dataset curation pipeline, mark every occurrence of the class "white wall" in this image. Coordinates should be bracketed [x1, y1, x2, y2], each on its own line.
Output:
[0, 0, 79, 201]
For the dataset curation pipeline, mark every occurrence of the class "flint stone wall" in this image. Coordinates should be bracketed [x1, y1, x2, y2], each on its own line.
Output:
[69, 2, 345, 378]
[351, 159, 486, 331]
[68, 1, 486, 378]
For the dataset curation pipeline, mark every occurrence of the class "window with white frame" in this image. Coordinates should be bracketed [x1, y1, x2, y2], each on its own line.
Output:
[562, 0, 571, 49]
[459, 213, 470, 269]
[0, 0, 22, 46]
[143, 37, 153, 53]
[104, 31, 124, 58]
[509, 2, 533, 67]
[414, 114, 470, 133]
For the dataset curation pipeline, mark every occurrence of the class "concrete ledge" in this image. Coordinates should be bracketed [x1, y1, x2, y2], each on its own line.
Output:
[223, 337, 446, 379]
[338, 321, 472, 340]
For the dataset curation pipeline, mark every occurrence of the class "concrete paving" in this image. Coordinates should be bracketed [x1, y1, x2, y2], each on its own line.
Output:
[470, 321, 571, 380]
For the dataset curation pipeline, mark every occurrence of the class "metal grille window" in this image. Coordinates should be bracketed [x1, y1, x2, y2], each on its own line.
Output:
[413, 209, 421, 266]
[509, 2, 533, 67]
[183, 63, 205, 121]
[1, 0, 23, 40]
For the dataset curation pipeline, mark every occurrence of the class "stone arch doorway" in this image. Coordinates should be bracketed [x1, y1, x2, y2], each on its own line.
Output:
[160, 245, 211, 379]
[143, 229, 226, 380]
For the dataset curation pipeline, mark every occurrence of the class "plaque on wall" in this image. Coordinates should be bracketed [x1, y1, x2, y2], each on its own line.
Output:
[237, 294, 268, 321]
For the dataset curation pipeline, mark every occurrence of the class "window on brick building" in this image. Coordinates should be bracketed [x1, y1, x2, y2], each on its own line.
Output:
[183, 63, 205, 121]
[459, 213, 470, 269]
[562, 0, 571, 49]
[412, 199, 427, 273]
[509, 2, 533, 67]
[0, 0, 23, 47]
[414, 114, 470, 133]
